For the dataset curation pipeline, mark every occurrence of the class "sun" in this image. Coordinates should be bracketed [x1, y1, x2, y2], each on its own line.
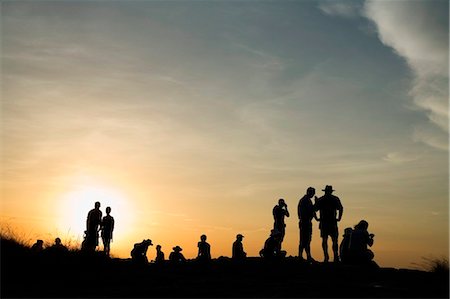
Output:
[58, 184, 133, 245]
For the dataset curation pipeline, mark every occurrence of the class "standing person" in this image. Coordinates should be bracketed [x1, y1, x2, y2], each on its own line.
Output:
[273, 198, 290, 250]
[197, 234, 211, 261]
[100, 206, 115, 257]
[315, 185, 343, 262]
[298, 187, 319, 262]
[232, 234, 247, 260]
[85, 201, 102, 252]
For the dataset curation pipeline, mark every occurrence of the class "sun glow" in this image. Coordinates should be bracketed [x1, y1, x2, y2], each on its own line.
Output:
[57, 184, 134, 253]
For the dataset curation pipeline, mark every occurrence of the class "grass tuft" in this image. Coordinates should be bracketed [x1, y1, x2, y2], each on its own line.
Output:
[412, 256, 449, 274]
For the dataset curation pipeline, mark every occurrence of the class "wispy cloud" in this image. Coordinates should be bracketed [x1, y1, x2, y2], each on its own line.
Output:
[383, 151, 420, 164]
[363, 0, 448, 151]
[318, 1, 362, 18]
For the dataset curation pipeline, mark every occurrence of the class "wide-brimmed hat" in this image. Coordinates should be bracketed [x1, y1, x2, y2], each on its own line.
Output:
[173, 246, 182, 251]
[236, 234, 244, 239]
[322, 185, 335, 192]
[144, 239, 153, 246]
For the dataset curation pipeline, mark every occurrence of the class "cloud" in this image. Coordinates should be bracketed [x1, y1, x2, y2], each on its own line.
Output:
[363, 0, 449, 150]
[383, 151, 420, 164]
[318, 1, 362, 18]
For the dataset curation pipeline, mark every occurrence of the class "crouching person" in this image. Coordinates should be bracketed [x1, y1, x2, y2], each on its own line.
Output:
[346, 220, 377, 266]
[259, 230, 286, 260]
[131, 239, 153, 264]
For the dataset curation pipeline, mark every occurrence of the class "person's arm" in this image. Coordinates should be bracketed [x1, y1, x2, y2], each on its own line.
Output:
[337, 198, 343, 221]
[368, 233, 374, 247]
[313, 197, 320, 220]
[285, 204, 290, 217]
[111, 218, 115, 241]
[313, 209, 319, 221]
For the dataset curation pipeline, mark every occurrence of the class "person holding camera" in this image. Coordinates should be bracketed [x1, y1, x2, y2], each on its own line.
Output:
[348, 220, 375, 264]
[273, 198, 290, 250]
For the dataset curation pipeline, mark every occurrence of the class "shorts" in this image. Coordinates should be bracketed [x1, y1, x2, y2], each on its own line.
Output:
[299, 222, 312, 245]
[319, 222, 338, 238]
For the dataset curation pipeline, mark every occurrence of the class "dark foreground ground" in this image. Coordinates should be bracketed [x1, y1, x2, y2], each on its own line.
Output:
[2, 240, 449, 298]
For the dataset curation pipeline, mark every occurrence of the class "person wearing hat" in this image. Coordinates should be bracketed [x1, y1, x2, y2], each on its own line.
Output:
[232, 234, 247, 260]
[169, 246, 186, 263]
[298, 187, 319, 263]
[314, 185, 344, 262]
[130, 239, 153, 264]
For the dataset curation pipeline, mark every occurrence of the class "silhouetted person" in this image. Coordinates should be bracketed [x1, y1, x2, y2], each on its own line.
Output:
[339, 227, 353, 263]
[47, 237, 69, 255]
[347, 220, 375, 265]
[273, 198, 289, 250]
[155, 245, 165, 263]
[260, 230, 286, 260]
[232, 234, 247, 260]
[315, 185, 343, 262]
[100, 206, 115, 257]
[169, 246, 186, 263]
[31, 239, 44, 253]
[131, 239, 153, 264]
[339, 227, 353, 264]
[85, 201, 102, 252]
[298, 187, 319, 262]
[197, 234, 211, 262]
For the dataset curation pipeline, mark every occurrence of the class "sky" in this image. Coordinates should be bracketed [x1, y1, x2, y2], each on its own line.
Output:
[1, 0, 448, 269]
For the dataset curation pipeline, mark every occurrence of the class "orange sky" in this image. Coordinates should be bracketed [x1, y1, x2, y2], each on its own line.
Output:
[1, 1, 448, 269]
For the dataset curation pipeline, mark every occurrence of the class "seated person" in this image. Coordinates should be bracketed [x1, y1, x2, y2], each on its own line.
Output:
[169, 246, 186, 263]
[339, 227, 353, 264]
[197, 234, 211, 262]
[155, 245, 165, 263]
[232, 234, 247, 260]
[31, 239, 44, 253]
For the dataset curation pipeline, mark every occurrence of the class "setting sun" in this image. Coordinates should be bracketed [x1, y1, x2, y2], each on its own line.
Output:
[57, 184, 135, 254]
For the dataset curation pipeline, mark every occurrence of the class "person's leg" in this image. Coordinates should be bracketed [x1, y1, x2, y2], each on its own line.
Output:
[299, 223, 305, 259]
[331, 234, 339, 262]
[105, 238, 111, 256]
[305, 225, 313, 261]
[322, 235, 329, 262]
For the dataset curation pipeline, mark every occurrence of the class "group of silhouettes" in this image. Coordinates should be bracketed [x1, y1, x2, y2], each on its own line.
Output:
[31, 185, 375, 266]
[262, 185, 375, 265]
[129, 233, 247, 265]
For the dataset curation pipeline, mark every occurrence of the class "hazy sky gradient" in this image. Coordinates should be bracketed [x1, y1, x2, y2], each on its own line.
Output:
[1, 0, 448, 268]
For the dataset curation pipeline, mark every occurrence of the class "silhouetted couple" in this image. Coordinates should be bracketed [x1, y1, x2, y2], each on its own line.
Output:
[298, 185, 343, 263]
[82, 202, 115, 256]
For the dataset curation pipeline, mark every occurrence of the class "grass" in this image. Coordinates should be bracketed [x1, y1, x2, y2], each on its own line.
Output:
[412, 256, 449, 274]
